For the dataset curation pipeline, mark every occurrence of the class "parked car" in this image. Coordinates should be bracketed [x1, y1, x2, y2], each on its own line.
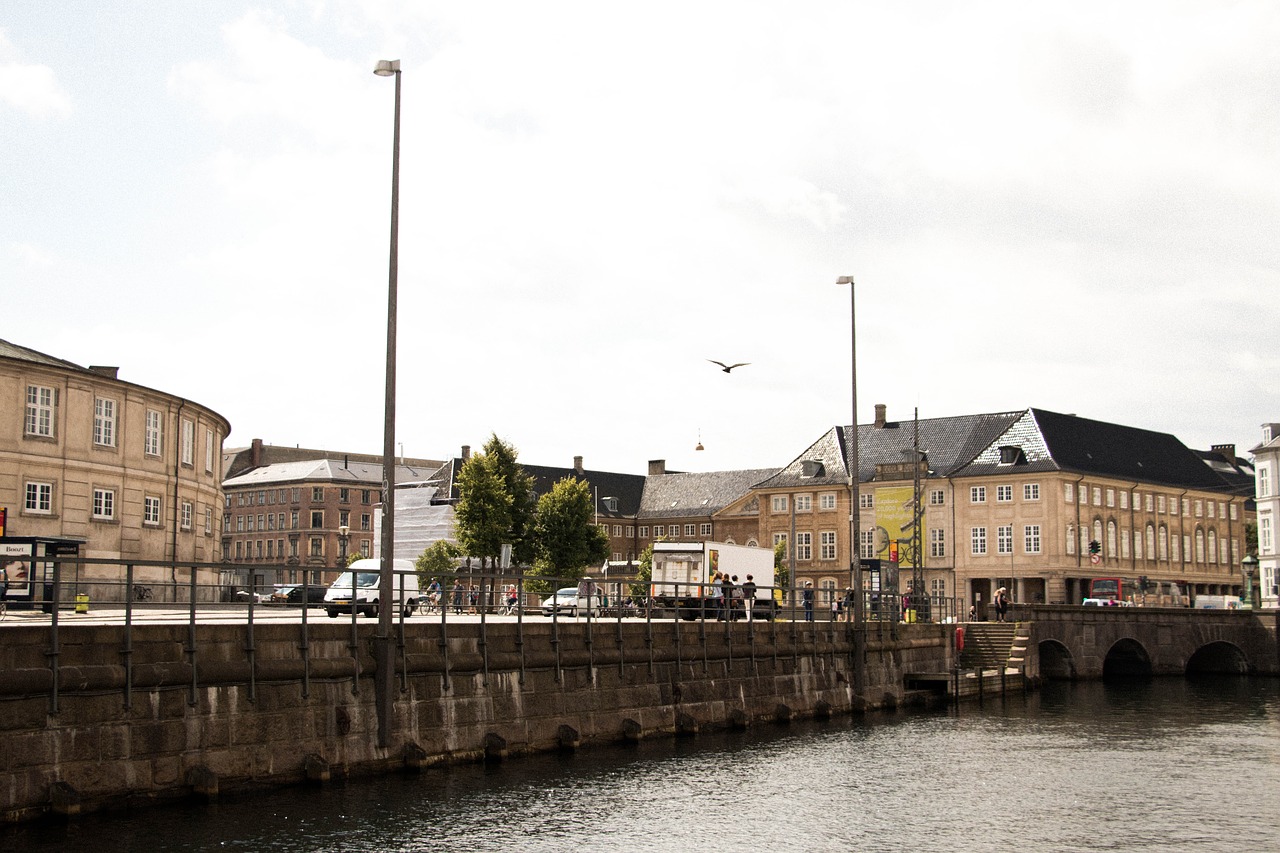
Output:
[286, 585, 327, 607]
[269, 586, 295, 605]
[541, 587, 580, 617]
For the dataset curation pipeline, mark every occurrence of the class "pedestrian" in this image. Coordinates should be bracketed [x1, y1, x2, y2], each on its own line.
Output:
[968, 603, 977, 622]
[451, 579, 464, 614]
[468, 583, 479, 614]
[504, 583, 518, 615]
[842, 587, 855, 622]
[741, 574, 757, 621]
[995, 587, 1010, 622]
[802, 581, 814, 622]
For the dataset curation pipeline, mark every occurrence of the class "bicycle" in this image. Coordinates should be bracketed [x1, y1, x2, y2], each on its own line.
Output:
[133, 585, 154, 602]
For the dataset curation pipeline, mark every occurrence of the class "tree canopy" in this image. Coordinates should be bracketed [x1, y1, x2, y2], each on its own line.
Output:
[529, 476, 609, 588]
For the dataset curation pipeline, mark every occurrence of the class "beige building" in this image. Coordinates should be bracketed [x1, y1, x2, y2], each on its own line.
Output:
[0, 339, 229, 597]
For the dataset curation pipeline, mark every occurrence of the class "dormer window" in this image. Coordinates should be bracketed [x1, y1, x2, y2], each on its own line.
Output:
[801, 459, 825, 478]
[998, 445, 1026, 465]
[603, 496, 618, 512]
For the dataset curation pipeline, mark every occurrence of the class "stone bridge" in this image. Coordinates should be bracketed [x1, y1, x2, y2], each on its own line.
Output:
[1010, 604, 1279, 680]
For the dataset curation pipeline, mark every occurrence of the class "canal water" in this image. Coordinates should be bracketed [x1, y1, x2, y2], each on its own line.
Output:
[8, 678, 1279, 852]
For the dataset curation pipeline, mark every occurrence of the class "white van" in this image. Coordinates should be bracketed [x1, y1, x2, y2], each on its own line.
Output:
[324, 558, 420, 618]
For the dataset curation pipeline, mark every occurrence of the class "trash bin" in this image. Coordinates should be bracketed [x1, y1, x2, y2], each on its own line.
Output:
[905, 608, 917, 623]
[75, 593, 90, 614]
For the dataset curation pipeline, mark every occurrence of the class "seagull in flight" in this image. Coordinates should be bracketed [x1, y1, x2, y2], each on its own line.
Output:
[708, 359, 750, 373]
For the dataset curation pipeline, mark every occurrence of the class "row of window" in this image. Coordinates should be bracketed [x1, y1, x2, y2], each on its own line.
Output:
[969, 484, 1041, 503]
[25, 385, 217, 472]
[969, 525, 1043, 555]
[770, 493, 841, 513]
[1065, 521, 1238, 565]
[227, 510, 373, 533]
[24, 480, 213, 533]
[600, 522, 714, 539]
[232, 537, 373, 561]
[229, 486, 374, 508]
[1064, 482, 1237, 520]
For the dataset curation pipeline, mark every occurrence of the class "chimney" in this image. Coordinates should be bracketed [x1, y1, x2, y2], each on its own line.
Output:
[461, 445, 470, 462]
[874, 403, 887, 428]
[88, 365, 119, 379]
[251, 438, 264, 467]
[574, 455, 584, 475]
[1210, 443, 1236, 462]
[648, 459, 666, 476]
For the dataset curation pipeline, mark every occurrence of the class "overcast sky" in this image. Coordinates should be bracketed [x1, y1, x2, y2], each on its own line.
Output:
[4, 2, 1277, 475]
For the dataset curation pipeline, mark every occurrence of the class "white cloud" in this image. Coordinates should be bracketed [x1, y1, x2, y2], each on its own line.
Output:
[0, 29, 72, 118]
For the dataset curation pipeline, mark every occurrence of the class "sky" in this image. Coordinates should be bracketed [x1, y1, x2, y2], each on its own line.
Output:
[3, 1, 1278, 476]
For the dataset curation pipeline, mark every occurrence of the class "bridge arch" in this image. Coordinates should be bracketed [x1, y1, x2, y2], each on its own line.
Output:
[1038, 639, 1076, 680]
[1185, 641, 1250, 676]
[1102, 638, 1153, 680]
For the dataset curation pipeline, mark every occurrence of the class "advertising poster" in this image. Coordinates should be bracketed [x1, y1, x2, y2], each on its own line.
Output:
[873, 485, 918, 569]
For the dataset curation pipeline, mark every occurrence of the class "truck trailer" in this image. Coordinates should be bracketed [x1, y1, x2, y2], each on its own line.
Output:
[649, 541, 777, 620]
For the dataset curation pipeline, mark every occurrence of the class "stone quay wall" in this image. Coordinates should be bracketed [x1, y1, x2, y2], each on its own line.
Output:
[0, 618, 955, 822]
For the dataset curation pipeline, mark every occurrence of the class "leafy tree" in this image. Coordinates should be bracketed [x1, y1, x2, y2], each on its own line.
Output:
[773, 540, 789, 591]
[479, 434, 538, 566]
[529, 476, 609, 591]
[415, 540, 460, 586]
[453, 450, 513, 568]
[629, 543, 654, 600]
[1245, 520, 1258, 557]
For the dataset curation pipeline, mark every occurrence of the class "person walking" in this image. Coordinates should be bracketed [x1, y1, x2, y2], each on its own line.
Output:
[741, 574, 757, 622]
[451, 580, 464, 615]
[802, 581, 814, 622]
[995, 587, 1010, 622]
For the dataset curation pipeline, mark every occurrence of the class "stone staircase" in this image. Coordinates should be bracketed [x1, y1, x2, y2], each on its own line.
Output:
[959, 621, 1029, 673]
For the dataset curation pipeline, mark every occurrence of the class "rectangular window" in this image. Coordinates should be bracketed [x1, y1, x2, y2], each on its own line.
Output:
[820, 493, 837, 510]
[311, 487, 324, 502]
[247, 515, 256, 533]
[1146, 493, 1154, 512]
[144, 496, 162, 526]
[1230, 503, 1238, 521]
[1157, 495, 1166, 513]
[700, 523, 712, 536]
[291, 488, 301, 503]
[181, 500, 193, 530]
[362, 490, 371, 504]
[997, 525, 1013, 555]
[1106, 488, 1115, 508]
[1092, 487, 1102, 506]
[235, 541, 243, 559]
[654, 525, 665, 537]
[25, 481, 53, 513]
[1119, 490, 1128, 510]
[25, 385, 56, 437]
[929, 489, 945, 506]
[360, 540, 370, 556]
[930, 528, 945, 558]
[266, 540, 274, 559]
[859, 493, 874, 509]
[268, 514, 276, 531]
[684, 524, 696, 537]
[820, 531, 837, 560]
[773, 532, 788, 557]
[290, 511, 299, 530]
[339, 488, 350, 503]
[996, 485, 1012, 503]
[795, 495, 812, 512]
[1195, 499, 1203, 517]
[144, 409, 163, 456]
[92, 488, 115, 519]
[340, 510, 351, 528]
[205, 428, 215, 472]
[1023, 483, 1039, 501]
[205, 507, 213, 535]
[639, 526, 649, 537]
[771, 495, 788, 513]
[236, 516, 245, 532]
[626, 526, 634, 537]
[93, 397, 116, 447]
[289, 539, 299, 558]
[361, 513, 371, 531]
[1063, 483, 1074, 503]
[859, 529, 875, 559]
[1182, 498, 1190, 517]
[612, 524, 623, 536]
[1261, 517, 1273, 552]
[181, 419, 194, 466]
[970, 486, 986, 504]
[795, 532, 812, 561]
[971, 527, 987, 555]
[310, 537, 323, 557]
[310, 510, 323, 529]
[1024, 525, 1041, 554]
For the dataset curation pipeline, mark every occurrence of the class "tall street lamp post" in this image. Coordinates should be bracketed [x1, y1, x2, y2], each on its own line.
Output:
[373, 58, 401, 747]
[836, 275, 861, 626]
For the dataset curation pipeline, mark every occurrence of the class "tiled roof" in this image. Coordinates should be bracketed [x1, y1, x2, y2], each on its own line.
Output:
[223, 458, 442, 488]
[757, 411, 1024, 489]
[956, 408, 1234, 490]
[0, 339, 85, 371]
[523, 464, 646, 518]
[639, 469, 778, 519]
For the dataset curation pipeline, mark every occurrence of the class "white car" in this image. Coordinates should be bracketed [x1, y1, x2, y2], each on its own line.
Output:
[541, 587, 580, 617]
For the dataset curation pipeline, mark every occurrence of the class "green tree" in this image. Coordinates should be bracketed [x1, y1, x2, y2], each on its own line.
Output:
[1245, 520, 1258, 557]
[529, 476, 609, 591]
[629, 543, 654, 600]
[773, 540, 789, 591]
[414, 540, 460, 586]
[478, 434, 538, 566]
[454, 450, 514, 568]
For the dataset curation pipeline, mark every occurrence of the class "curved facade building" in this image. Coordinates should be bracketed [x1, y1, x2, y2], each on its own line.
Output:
[0, 339, 230, 580]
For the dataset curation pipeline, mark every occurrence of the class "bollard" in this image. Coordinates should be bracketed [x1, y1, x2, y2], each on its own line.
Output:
[75, 593, 90, 614]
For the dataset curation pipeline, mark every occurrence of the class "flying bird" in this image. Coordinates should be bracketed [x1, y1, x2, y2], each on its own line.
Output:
[708, 359, 750, 373]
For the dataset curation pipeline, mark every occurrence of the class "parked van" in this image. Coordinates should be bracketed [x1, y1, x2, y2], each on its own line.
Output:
[324, 558, 420, 618]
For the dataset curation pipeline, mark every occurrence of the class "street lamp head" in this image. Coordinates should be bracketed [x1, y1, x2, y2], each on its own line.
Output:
[338, 525, 350, 538]
[373, 59, 401, 76]
[836, 275, 855, 285]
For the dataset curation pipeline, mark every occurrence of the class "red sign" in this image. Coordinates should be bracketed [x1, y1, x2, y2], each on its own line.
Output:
[0, 506, 6, 538]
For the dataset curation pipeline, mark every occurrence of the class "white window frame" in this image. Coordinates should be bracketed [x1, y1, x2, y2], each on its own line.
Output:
[996, 485, 1012, 503]
[996, 525, 1013, 555]
[205, 428, 215, 472]
[819, 530, 837, 560]
[819, 493, 837, 510]
[181, 419, 194, 466]
[92, 487, 115, 520]
[929, 489, 945, 506]
[930, 528, 945, 558]
[144, 409, 163, 457]
[94, 397, 117, 447]
[181, 500, 193, 530]
[859, 493, 874, 509]
[971, 527, 987, 555]
[144, 495, 162, 526]
[205, 507, 213, 535]
[970, 486, 986, 504]
[25, 481, 53, 514]
[1023, 483, 1039, 501]
[699, 523, 712, 536]
[684, 524, 696, 537]
[1024, 524, 1041, 554]
[25, 385, 57, 438]
[771, 495, 788, 513]
[795, 531, 813, 561]
[795, 494, 812, 512]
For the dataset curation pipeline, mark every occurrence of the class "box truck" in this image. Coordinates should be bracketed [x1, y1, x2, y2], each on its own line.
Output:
[649, 541, 776, 620]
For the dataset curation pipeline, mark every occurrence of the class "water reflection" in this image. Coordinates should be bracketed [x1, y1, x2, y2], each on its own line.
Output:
[8, 678, 1278, 852]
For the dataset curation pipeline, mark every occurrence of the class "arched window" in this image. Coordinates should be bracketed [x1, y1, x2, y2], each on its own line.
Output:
[1093, 519, 1103, 553]
[1207, 529, 1217, 564]
[1145, 524, 1156, 561]
[1195, 529, 1205, 564]
[1106, 520, 1117, 558]
[1158, 525, 1168, 561]
[1134, 526, 1143, 560]
[1066, 524, 1075, 555]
